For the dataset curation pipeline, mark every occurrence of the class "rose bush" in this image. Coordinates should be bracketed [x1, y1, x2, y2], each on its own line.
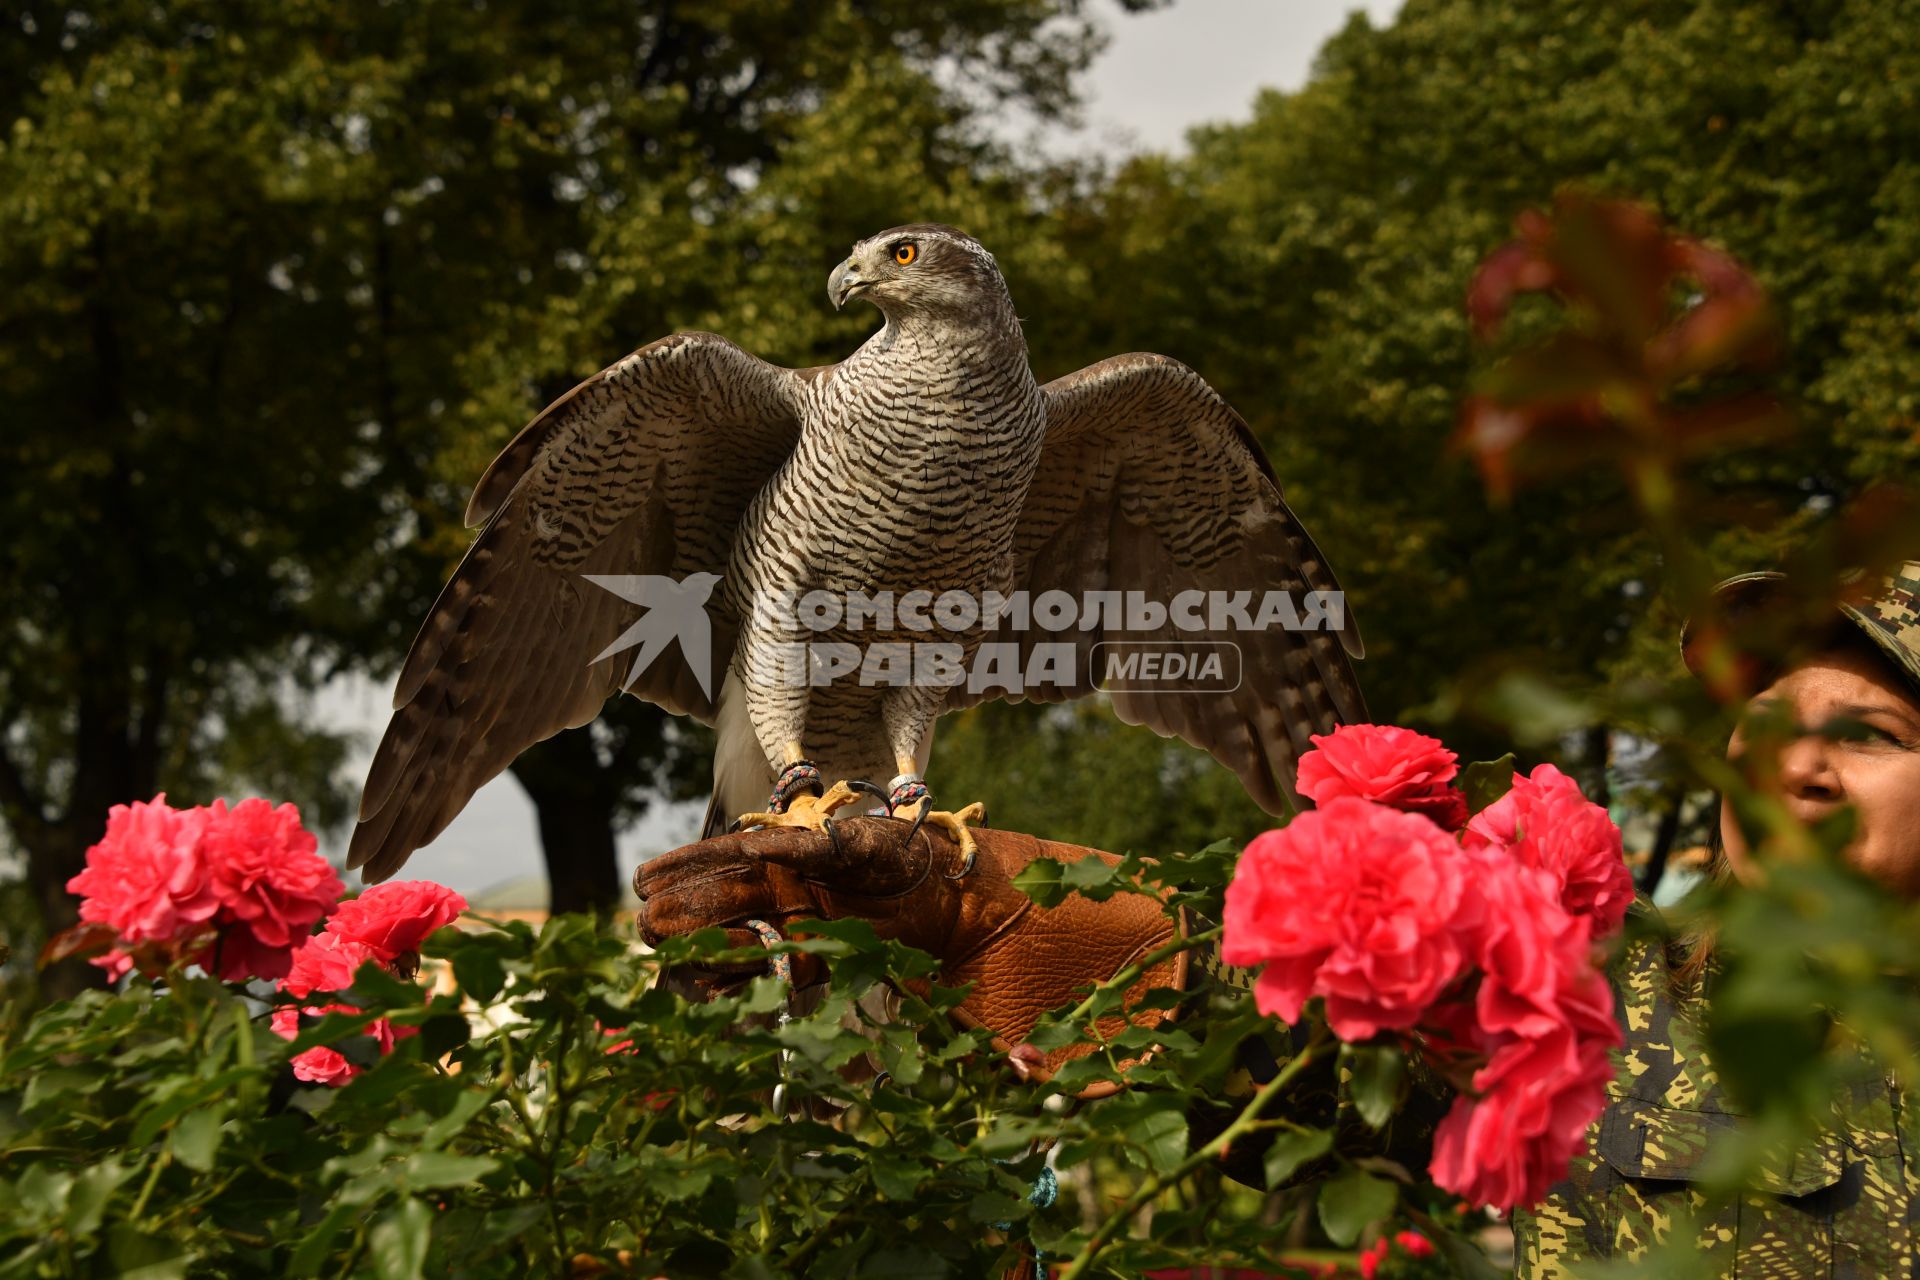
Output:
[66, 795, 343, 982]
[272, 880, 470, 1084]
[60, 797, 469, 1089]
[1221, 797, 1469, 1039]
[1222, 723, 1628, 1212]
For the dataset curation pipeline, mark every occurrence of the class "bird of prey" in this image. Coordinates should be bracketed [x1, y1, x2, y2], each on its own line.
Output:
[349, 224, 1365, 882]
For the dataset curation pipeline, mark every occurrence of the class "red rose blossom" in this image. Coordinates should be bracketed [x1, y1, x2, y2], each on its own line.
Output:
[1224, 727, 1624, 1213]
[1395, 1231, 1436, 1259]
[1427, 858, 1621, 1211]
[67, 798, 219, 956]
[1428, 1010, 1617, 1211]
[271, 1005, 363, 1087]
[323, 880, 468, 962]
[1222, 797, 1471, 1039]
[1296, 724, 1469, 830]
[273, 878, 464, 1086]
[1465, 763, 1632, 938]
[67, 795, 340, 982]
[281, 931, 383, 999]
[198, 798, 342, 979]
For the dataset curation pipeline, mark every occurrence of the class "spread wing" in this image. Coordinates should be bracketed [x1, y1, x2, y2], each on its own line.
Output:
[349, 332, 820, 881]
[952, 352, 1367, 813]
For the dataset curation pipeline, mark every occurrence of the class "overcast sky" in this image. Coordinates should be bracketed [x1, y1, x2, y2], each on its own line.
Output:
[318, 0, 1405, 905]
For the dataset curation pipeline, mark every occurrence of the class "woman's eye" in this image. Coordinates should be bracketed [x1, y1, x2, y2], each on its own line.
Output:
[893, 242, 917, 265]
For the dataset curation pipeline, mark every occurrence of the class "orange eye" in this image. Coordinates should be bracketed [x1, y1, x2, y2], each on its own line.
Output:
[893, 242, 917, 265]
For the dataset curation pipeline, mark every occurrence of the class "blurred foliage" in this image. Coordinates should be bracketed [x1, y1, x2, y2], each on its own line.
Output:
[0, 871, 1478, 1279]
[0, 0, 1153, 971]
[938, 0, 1920, 849]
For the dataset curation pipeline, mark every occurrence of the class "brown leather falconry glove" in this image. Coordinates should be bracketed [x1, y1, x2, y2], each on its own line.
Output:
[634, 818, 1190, 1095]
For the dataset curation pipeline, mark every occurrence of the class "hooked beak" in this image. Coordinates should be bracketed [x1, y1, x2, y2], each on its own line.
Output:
[828, 258, 867, 311]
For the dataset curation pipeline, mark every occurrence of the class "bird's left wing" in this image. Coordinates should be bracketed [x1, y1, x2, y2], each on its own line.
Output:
[349, 332, 822, 882]
[949, 353, 1366, 813]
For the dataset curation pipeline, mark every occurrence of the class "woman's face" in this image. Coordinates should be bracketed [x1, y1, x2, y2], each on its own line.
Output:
[1721, 642, 1920, 897]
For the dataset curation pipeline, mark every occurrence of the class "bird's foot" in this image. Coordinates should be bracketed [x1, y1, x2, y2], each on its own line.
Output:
[732, 779, 863, 836]
[886, 774, 987, 878]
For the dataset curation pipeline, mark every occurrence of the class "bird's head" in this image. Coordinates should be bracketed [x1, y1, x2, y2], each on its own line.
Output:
[827, 224, 1010, 321]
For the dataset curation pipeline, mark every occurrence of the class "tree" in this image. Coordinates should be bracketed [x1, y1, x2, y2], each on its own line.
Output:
[0, 0, 1169, 988]
[938, 0, 1920, 849]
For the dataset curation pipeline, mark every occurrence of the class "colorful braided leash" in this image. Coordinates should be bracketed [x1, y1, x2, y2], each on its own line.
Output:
[765, 759, 823, 813]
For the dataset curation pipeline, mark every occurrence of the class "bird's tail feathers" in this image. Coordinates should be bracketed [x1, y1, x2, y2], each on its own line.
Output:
[702, 673, 774, 839]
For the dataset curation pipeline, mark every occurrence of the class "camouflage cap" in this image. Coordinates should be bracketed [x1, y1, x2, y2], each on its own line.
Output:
[1681, 562, 1920, 700]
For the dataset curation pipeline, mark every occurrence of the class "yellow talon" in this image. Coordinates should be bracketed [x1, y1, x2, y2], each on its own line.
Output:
[733, 779, 862, 833]
[900, 799, 987, 876]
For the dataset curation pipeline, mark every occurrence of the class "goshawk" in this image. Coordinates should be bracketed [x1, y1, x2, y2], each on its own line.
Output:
[350, 224, 1366, 880]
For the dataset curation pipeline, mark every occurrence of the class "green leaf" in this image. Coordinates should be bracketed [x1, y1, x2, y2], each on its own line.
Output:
[21, 1065, 106, 1114]
[419, 1089, 494, 1151]
[1060, 854, 1127, 902]
[65, 1160, 130, 1238]
[1459, 754, 1517, 814]
[369, 1198, 432, 1280]
[127, 1067, 256, 1147]
[1317, 1165, 1398, 1247]
[1010, 857, 1069, 907]
[1126, 1107, 1188, 1175]
[965, 1190, 1029, 1224]
[402, 1151, 497, 1189]
[1433, 1221, 1514, 1280]
[1344, 1043, 1407, 1131]
[170, 1105, 222, 1172]
[786, 917, 880, 947]
[289, 1200, 363, 1278]
[15, 1164, 71, 1219]
[877, 1027, 925, 1087]
[870, 1153, 925, 1200]
[106, 1224, 187, 1280]
[1262, 1125, 1334, 1189]
[451, 945, 506, 1004]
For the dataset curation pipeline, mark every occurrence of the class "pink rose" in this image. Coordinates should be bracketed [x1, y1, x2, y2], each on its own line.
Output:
[1428, 1011, 1616, 1211]
[1395, 1232, 1436, 1260]
[1465, 764, 1632, 937]
[324, 881, 468, 962]
[68, 797, 220, 948]
[273, 878, 464, 1085]
[1428, 860, 1620, 1211]
[1296, 724, 1469, 830]
[281, 931, 383, 999]
[289, 1045, 359, 1086]
[271, 1004, 361, 1086]
[271, 998, 397, 1083]
[199, 798, 342, 978]
[67, 795, 344, 983]
[1222, 797, 1471, 1039]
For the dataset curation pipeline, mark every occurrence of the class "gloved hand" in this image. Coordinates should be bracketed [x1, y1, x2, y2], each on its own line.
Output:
[634, 817, 1190, 1095]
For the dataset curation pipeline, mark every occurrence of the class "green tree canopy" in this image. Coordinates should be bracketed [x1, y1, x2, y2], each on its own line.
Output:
[0, 0, 1158, 989]
[940, 0, 1920, 850]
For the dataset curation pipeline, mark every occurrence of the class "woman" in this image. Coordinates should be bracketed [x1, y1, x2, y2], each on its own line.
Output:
[1515, 566, 1920, 1278]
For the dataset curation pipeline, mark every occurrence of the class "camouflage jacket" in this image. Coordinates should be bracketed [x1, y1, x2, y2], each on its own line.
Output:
[1514, 928, 1918, 1279]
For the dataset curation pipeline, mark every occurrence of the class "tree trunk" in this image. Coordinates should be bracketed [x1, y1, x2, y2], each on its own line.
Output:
[1639, 787, 1687, 896]
[511, 727, 624, 916]
[533, 790, 623, 916]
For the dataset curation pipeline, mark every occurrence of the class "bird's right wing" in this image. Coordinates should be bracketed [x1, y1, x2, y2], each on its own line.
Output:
[949, 353, 1365, 814]
[350, 332, 820, 882]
